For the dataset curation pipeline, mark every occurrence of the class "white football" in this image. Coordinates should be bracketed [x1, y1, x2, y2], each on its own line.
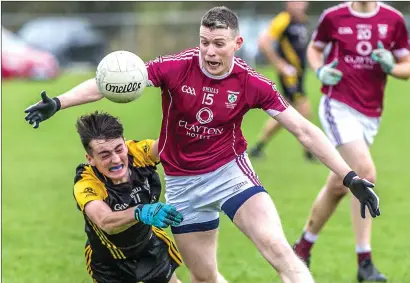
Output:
[96, 50, 148, 103]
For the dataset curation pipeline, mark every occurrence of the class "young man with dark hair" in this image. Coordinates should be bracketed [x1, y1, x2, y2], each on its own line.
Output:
[25, 6, 381, 283]
[73, 111, 183, 283]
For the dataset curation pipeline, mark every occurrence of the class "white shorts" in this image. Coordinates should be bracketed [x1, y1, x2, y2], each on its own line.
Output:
[164, 153, 266, 234]
[319, 96, 381, 146]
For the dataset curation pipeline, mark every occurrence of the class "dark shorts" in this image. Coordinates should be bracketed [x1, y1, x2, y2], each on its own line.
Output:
[84, 227, 182, 283]
[278, 73, 306, 103]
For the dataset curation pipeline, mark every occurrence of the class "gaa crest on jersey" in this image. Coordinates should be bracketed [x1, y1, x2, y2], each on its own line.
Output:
[377, 24, 388, 39]
[226, 90, 239, 109]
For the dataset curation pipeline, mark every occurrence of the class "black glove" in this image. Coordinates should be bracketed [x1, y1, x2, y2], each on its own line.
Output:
[343, 171, 381, 219]
[24, 90, 61, 128]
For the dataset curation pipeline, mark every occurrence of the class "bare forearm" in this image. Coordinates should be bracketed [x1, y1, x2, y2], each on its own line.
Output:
[295, 122, 351, 179]
[307, 42, 324, 73]
[57, 78, 103, 109]
[391, 61, 410, 80]
[99, 207, 138, 235]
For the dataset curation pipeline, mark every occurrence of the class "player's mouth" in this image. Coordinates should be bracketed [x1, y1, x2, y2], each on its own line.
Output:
[109, 164, 124, 172]
[206, 60, 221, 69]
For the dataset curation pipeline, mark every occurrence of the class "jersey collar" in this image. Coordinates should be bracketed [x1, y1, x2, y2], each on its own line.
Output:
[348, 1, 380, 18]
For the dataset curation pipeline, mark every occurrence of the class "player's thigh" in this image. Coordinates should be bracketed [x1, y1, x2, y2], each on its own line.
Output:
[173, 229, 219, 281]
[86, 255, 128, 283]
[85, 244, 123, 283]
[144, 227, 182, 283]
[325, 139, 376, 196]
[318, 96, 363, 146]
[232, 192, 289, 254]
[165, 174, 220, 233]
[338, 140, 376, 182]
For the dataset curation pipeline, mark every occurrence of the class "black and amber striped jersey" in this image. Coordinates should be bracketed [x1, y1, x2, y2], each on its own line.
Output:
[267, 11, 309, 74]
[74, 139, 161, 260]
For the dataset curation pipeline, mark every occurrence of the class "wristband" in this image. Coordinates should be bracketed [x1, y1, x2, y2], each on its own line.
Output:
[52, 97, 61, 111]
[133, 204, 143, 221]
[343, 171, 358, 187]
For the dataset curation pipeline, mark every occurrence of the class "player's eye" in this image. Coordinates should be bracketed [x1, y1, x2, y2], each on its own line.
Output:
[215, 43, 225, 48]
[115, 148, 123, 154]
[101, 154, 110, 159]
[201, 41, 209, 46]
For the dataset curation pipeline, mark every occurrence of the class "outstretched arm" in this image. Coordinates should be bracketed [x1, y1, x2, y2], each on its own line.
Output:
[275, 107, 350, 178]
[24, 78, 104, 128]
[273, 107, 381, 218]
[58, 78, 104, 109]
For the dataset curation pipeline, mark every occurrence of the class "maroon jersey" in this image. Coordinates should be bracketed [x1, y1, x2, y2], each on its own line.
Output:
[312, 2, 409, 117]
[146, 47, 288, 176]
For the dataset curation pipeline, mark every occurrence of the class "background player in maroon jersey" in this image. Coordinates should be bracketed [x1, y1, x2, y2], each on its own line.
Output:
[293, 2, 410, 282]
[25, 6, 381, 283]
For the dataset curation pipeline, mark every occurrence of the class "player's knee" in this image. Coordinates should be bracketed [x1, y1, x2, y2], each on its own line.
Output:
[326, 175, 349, 198]
[190, 267, 218, 283]
[356, 165, 376, 185]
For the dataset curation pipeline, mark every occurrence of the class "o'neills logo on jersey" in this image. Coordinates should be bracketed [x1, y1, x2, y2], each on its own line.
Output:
[179, 120, 224, 140]
[105, 82, 142, 93]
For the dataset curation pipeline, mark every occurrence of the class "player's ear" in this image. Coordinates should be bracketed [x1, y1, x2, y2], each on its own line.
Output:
[86, 154, 96, 166]
[234, 36, 244, 52]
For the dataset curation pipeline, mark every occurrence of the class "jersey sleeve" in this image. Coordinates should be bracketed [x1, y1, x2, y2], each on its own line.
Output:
[146, 57, 173, 88]
[146, 49, 193, 88]
[73, 164, 108, 211]
[392, 17, 410, 59]
[267, 12, 291, 40]
[247, 74, 289, 117]
[311, 10, 333, 49]
[126, 139, 159, 167]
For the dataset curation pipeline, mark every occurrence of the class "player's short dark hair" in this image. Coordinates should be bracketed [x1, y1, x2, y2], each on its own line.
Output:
[76, 111, 124, 155]
[201, 6, 240, 35]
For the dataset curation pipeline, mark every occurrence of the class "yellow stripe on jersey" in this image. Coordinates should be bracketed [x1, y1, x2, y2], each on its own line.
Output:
[84, 245, 93, 277]
[267, 12, 291, 40]
[74, 165, 108, 211]
[280, 37, 302, 74]
[86, 217, 126, 259]
[152, 227, 183, 265]
[126, 139, 159, 167]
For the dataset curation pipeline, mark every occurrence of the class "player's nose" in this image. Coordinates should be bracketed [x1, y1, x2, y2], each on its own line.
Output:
[206, 45, 216, 56]
[111, 153, 121, 163]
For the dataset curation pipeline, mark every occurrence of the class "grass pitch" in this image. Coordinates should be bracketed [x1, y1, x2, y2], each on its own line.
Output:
[2, 68, 410, 283]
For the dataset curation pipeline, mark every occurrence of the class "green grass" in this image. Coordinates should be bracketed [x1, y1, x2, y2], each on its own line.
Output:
[2, 69, 410, 283]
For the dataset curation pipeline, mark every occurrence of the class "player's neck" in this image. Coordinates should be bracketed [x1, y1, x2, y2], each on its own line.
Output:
[351, 1, 378, 13]
[111, 168, 131, 185]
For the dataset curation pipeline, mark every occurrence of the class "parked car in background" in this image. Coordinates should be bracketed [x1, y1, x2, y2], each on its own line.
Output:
[2, 27, 60, 80]
[18, 17, 107, 68]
